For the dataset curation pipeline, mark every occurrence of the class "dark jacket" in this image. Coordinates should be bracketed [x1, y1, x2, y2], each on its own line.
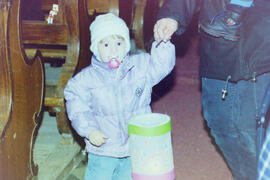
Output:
[158, 0, 270, 82]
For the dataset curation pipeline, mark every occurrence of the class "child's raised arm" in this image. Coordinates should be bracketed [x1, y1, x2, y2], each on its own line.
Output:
[146, 40, 176, 86]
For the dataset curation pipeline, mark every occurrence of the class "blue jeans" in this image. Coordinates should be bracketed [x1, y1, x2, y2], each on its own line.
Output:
[230, 0, 253, 7]
[201, 73, 270, 180]
[84, 153, 132, 180]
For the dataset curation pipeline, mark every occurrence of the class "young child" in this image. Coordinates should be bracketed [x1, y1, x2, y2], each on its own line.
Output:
[200, 0, 253, 41]
[64, 13, 175, 179]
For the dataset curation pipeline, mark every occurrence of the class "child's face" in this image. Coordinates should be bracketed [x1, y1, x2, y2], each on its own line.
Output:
[98, 35, 126, 63]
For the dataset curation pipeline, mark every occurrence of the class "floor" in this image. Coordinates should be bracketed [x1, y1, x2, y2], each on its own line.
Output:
[33, 112, 84, 180]
[33, 36, 233, 179]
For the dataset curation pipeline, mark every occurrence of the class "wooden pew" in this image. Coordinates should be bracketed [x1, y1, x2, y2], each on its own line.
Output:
[0, 0, 44, 179]
[22, 0, 91, 135]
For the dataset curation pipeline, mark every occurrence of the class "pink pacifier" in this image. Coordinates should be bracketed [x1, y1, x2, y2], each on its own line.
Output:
[108, 58, 120, 69]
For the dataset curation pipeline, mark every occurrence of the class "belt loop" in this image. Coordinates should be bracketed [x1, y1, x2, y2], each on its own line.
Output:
[252, 72, 257, 82]
[222, 75, 232, 100]
[252, 72, 259, 120]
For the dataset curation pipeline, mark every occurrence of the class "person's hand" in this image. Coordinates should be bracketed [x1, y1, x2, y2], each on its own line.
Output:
[88, 130, 108, 146]
[154, 18, 178, 42]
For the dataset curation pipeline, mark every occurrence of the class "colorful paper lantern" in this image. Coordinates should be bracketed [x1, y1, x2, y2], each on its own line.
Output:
[128, 113, 175, 180]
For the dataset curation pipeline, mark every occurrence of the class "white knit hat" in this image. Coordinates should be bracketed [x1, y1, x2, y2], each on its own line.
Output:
[90, 13, 130, 61]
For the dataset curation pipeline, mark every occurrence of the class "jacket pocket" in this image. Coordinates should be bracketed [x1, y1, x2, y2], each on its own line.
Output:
[199, 29, 241, 81]
[241, 9, 270, 80]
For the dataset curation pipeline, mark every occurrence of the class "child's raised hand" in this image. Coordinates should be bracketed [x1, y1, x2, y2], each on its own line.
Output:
[88, 130, 108, 146]
[154, 18, 178, 42]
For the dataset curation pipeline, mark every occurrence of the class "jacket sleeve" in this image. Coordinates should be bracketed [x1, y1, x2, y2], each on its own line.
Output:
[157, 0, 201, 35]
[145, 41, 176, 86]
[64, 69, 98, 138]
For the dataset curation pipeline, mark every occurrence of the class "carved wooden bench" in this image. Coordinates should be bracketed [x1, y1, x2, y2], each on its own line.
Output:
[0, 0, 44, 179]
[22, 0, 91, 134]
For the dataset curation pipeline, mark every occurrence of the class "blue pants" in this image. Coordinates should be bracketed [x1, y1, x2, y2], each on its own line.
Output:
[201, 72, 270, 180]
[258, 124, 270, 180]
[230, 0, 253, 7]
[84, 153, 132, 180]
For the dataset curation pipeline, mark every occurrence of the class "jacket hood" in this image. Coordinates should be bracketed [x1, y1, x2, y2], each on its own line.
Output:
[89, 13, 131, 61]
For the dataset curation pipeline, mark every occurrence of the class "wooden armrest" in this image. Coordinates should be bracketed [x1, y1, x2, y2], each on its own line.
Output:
[45, 85, 64, 107]
[22, 21, 68, 45]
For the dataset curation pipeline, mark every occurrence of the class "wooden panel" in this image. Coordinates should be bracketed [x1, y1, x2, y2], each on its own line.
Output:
[41, 0, 58, 12]
[132, 0, 147, 49]
[0, 0, 44, 179]
[87, 0, 119, 15]
[25, 48, 66, 59]
[22, 21, 68, 45]
[74, 0, 91, 74]
[45, 85, 64, 107]
[22, 0, 92, 135]
[119, 0, 133, 28]
[0, 1, 12, 139]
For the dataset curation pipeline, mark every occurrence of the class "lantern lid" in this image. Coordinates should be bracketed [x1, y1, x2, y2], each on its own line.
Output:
[128, 113, 171, 136]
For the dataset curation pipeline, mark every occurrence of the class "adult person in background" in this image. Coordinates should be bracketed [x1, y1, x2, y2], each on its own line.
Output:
[154, 0, 270, 179]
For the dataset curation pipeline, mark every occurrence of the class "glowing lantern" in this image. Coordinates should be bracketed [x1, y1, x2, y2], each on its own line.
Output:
[128, 113, 175, 180]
